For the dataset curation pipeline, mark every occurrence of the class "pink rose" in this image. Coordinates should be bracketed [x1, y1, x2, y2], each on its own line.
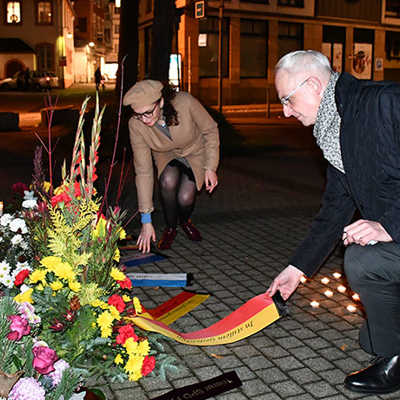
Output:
[32, 345, 58, 375]
[7, 315, 31, 341]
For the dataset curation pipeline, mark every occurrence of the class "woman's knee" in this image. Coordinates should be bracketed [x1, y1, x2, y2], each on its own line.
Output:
[159, 173, 178, 192]
[177, 190, 195, 207]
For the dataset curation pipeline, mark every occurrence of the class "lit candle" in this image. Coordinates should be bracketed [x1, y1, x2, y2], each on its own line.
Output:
[310, 300, 320, 308]
[321, 277, 330, 284]
[352, 293, 360, 301]
[337, 285, 346, 293]
[324, 290, 333, 297]
[300, 276, 307, 283]
[347, 304, 357, 312]
[333, 272, 342, 279]
[0, 201, 3, 216]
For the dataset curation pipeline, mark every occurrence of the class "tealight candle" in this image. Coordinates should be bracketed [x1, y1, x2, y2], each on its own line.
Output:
[347, 304, 357, 312]
[337, 285, 346, 293]
[333, 272, 342, 279]
[310, 300, 320, 308]
[352, 293, 360, 301]
[324, 290, 333, 297]
[300, 276, 307, 283]
[321, 277, 330, 284]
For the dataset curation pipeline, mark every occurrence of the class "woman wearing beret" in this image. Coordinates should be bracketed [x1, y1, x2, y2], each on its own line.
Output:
[123, 80, 220, 252]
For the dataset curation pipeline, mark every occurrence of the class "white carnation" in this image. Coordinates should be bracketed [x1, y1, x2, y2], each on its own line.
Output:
[11, 234, 23, 246]
[0, 214, 12, 227]
[22, 199, 37, 209]
[9, 218, 27, 234]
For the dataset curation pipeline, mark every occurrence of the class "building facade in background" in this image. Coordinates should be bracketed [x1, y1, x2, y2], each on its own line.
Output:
[0, 0, 75, 88]
[138, 0, 400, 105]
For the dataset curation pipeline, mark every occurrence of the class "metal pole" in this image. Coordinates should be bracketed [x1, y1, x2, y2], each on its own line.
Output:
[217, 0, 224, 113]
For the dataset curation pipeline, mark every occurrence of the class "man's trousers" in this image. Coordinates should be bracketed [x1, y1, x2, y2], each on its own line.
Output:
[344, 242, 400, 357]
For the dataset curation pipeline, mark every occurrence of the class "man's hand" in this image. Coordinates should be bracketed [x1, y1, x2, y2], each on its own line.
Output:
[205, 170, 218, 193]
[137, 223, 156, 253]
[266, 265, 304, 300]
[342, 219, 392, 246]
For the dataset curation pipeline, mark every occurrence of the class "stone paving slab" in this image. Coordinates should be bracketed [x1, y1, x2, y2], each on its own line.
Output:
[92, 151, 394, 400]
[100, 208, 391, 400]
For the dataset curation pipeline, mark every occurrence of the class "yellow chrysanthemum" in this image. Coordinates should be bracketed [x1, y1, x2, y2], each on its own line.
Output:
[97, 310, 114, 338]
[68, 280, 81, 292]
[119, 228, 127, 240]
[14, 288, 33, 304]
[113, 248, 120, 262]
[91, 299, 108, 309]
[40, 256, 62, 269]
[101, 326, 112, 338]
[137, 340, 150, 357]
[114, 354, 124, 365]
[50, 280, 63, 291]
[108, 305, 121, 321]
[52, 262, 75, 281]
[128, 369, 143, 382]
[133, 297, 142, 314]
[30, 269, 47, 285]
[43, 181, 51, 192]
[124, 337, 139, 356]
[110, 267, 125, 281]
[124, 355, 143, 375]
[122, 295, 131, 303]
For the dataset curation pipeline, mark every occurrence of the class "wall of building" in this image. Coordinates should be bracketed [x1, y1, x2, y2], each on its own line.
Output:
[139, 0, 400, 105]
[0, 54, 35, 78]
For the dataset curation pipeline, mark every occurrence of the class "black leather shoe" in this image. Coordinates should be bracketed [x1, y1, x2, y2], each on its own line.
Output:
[344, 355, 400, 394]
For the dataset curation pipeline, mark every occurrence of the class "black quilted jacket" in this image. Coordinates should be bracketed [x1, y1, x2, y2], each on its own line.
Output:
[290, 72, 400, 277]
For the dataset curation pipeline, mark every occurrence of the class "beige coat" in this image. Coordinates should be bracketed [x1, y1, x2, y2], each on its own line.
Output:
[129, 91, 220, 213]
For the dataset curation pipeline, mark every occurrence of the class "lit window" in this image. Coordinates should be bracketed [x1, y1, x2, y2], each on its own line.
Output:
[7, 1, 21, 24]
[37, 1, 52, 24]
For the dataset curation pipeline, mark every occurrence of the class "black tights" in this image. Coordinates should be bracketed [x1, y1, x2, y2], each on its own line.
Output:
[159, 160, 197, 229]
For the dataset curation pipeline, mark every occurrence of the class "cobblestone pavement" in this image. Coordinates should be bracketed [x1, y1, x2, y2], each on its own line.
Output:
[97, 150, 397, 400]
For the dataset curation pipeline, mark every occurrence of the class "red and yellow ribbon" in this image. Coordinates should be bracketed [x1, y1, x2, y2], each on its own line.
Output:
[127, 294, 280, 346]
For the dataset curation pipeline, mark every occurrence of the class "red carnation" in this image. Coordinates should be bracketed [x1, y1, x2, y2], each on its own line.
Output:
[117, 277, 132, 289]
[14, 269, 30, 287]
[108, 294, 126, 313]
[115, 324, 138, 345]
[141, 355, 156, 376]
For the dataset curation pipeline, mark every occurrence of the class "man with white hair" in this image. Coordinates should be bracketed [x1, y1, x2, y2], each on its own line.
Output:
[267, 50, 400, 394]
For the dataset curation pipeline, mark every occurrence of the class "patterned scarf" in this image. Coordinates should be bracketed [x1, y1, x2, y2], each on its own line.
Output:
[313, 72, 344, 173]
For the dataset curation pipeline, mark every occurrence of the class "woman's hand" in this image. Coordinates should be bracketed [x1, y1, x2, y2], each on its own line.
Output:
[137, 223, 156, 253]
[205, 169, 218, 193]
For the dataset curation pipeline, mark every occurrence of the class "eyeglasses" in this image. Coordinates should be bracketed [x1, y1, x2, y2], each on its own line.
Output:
[280, 78, 309, 106]
[132, 98, 161, 120]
